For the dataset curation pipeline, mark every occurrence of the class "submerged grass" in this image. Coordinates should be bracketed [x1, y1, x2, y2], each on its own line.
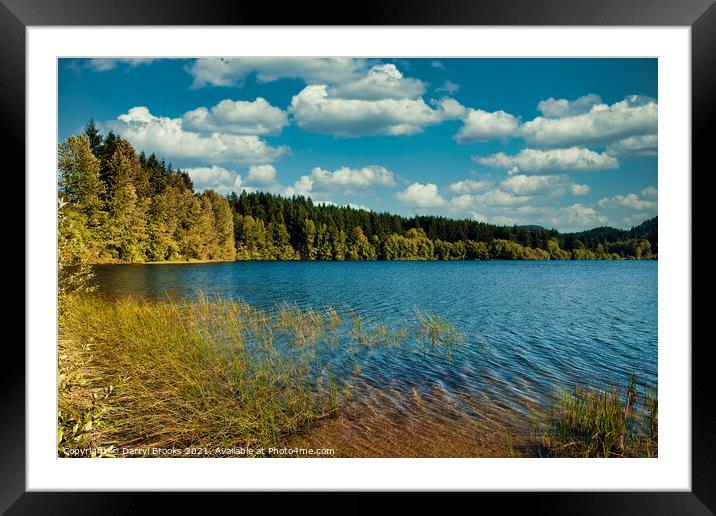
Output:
[533, 374, 658, 458]
[415, 309, 463, 359]
[59, 294, 461, 457]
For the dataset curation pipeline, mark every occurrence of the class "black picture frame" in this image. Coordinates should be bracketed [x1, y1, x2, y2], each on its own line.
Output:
[4, 0, 709, 513]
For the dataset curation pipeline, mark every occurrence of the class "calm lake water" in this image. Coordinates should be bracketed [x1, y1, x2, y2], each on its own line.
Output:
[92, 260, 657, 417]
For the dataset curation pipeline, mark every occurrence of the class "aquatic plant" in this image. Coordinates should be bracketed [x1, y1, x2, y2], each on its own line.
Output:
[415, 309, 463, 359]
[59, 295, 464, 457]
[534, 374, 658, 458]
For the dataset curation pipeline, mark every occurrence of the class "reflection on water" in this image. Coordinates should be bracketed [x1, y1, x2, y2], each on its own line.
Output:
[92, 260, 657, 419]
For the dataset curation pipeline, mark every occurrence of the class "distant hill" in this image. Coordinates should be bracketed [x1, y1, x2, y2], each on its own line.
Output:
[564, 217, 657, 254]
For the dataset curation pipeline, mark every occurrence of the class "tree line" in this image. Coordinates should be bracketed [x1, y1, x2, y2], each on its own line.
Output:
[58, 121, 657, 264]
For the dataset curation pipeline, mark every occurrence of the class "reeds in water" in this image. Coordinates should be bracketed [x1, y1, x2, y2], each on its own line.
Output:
[59, 294, 463, 457]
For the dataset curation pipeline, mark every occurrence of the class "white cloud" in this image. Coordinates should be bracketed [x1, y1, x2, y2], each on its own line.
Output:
[430, 61, 446, 69]
[246, 164, 277, 185]
[257, 165, 395, 203]
[182, 98, 288, 136]
[553, 203, 606, 228]
[86, 58, 157, 72]
[537, 94, 603, 119]
[474, 147, 619, 174]
[455, 109, 520, 143]
[107, 107, 289, 166]
[184, 165, 245, 195]
[330, 64, 426, 100]
[268, 175, 329, 200]
[520, 95, 658, 147]
[598, 192, 657, 212]
[446, 178, 494, 194]
[188, 57, 369, 88]
[500, 174, 590, 196]
[477, 189, 533, 207]
[640, 186, 658, 200]
[435, 80, 460, 94]
[447, 198, 607, 232]
[397, 183, 446, 208]
[186, 165, 234, 186]
[606, 134, 658, 157]
[289, 85, 464, 137]
[309, 166, 396, 188]
[446, 186, 655, 233]
[570, 183, 591, 196]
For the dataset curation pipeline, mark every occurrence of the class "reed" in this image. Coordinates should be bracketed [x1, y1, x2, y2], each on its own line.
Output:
[534, 374, 658, 458]
[58, 294, 461, 457]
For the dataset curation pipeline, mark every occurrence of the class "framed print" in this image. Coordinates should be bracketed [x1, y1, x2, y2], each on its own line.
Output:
[5, 0, 710, 512]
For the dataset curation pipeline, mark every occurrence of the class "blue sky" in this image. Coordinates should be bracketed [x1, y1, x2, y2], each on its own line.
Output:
[59, 58, 657, 231]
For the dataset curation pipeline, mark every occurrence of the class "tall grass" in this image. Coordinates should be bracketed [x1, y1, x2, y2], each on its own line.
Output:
[59, 294, 461, 456]
[534, 374, 658, 458]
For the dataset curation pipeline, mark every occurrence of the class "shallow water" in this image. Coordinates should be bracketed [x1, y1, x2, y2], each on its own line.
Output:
[92, 260, 657, 416]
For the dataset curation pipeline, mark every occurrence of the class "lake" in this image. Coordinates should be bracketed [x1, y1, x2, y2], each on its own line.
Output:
[92, 260, 657, 418]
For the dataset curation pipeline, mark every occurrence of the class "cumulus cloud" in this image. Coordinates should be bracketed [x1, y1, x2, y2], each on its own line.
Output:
[446, 178, 495, 194]
[473, 147, 619, 174]
[640, 186, 658, 200]
[436, 80, 460, 94]
[520, 95, 658, 147]
[470, 190, 533, 208]
[188, 57, 369, 88]
[397, 182, 446, 208]
[570, 183, 591, 196]
[606, 134, 658, 157]
[598, 192, 657, 212]
[445, 184, 655, 232]
[182, 98, 288, 136]
[552, 203, 606, 228]
[250, 165, 394, 202]
[186, 165, 234, 186]
[455, 109, 520, 143]
[86, 58, 157, 72]
[289, 85, 464, 137]
[330, 64, 426, 100]
[246, 164, 277, 185]
[500, 174, 590, 196]
[107, 107, 289, 166]
[537, 94, 603, 119]
[447, 197, 608, 232]
[309, 166, 396, 188]
[184, 165, 246, 195]
[452, 94, 657, 150]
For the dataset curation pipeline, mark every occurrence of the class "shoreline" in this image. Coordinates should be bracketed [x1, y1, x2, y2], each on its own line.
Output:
[90, 257, 658, 266]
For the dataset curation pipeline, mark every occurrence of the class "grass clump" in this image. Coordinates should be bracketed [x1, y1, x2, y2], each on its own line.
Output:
[60, 295, 464, 457]
[534, 374, 658, 458]
[61, 295, 349, 456]
[415, 310, 463, 358]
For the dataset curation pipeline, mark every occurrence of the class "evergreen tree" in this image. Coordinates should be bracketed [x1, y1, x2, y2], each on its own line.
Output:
[58, 134, 105, 224]
[83, 118, 103, 158]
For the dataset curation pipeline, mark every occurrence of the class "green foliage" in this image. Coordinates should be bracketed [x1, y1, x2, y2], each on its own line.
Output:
[58, 126, 237, 263]
[58, 199, 97, 322]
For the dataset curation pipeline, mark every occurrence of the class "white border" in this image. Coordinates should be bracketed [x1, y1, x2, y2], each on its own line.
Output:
[27, 27, 691, 491]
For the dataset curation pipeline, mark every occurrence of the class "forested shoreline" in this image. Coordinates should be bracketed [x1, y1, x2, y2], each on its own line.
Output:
[59, 121, 657, 265]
